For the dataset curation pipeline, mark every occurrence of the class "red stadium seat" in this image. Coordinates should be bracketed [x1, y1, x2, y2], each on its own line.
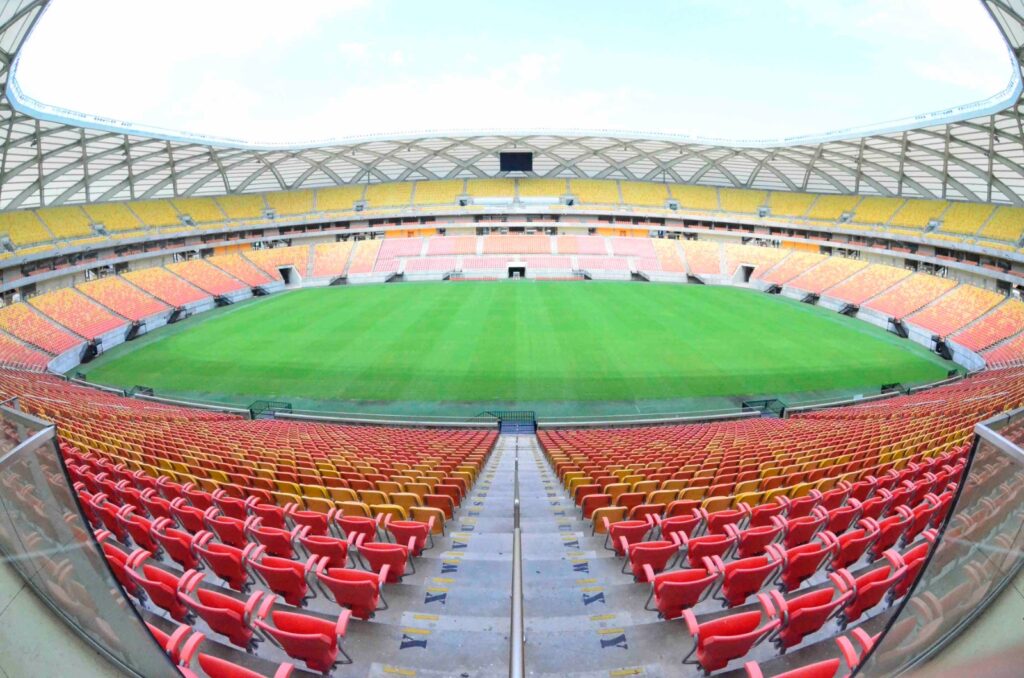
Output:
[253, 598, 352, 672]
[178, 571, 264, 648]
[178, 632, 294, 678]
[644, 565, 721, 620]
[125, 551, 193, 622]
[151, 517, 202, 570]
[768, 575, 853, 649]
[625, 540, 679, 581]
[315, 560, 388, 620]
[247, 552, 319, 607]
[194, 532, 259, 592]
[778, 531, 838, 592]
[682, 594, 781, 674]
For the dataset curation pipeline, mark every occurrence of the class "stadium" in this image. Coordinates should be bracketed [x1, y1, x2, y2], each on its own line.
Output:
[0, 1, 1021, 677]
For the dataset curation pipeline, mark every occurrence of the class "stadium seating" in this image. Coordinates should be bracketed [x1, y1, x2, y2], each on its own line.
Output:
[787, 257, 867, 294]
[364, 182, 413, 209]
[413, 180, 464, 205]
[756, 252, 825, 285]
[0, 210, 55, 246]
[310, 242, 355, 279]
[519, 178, 567, 198]
[610, 236, 655, 258]
[82, 203, 145, 234]
[671, 185, 719, 211]
[578, 256, 629, 271]
[768, 192, 815, 218]
[377, 237, 425, 260]
[265, 190, 313, 216]
[404, 256, 457, 273]
[244, 247, 310, 280]
[890, 200, 947, 229]
[977, 206, 1024, 243]
[620, 182, 669, 207]
[0, 333, 51, 370]
[29, 288, 128, 339]
[984, 333, 1024, 365]
[651, 239, 686, 273]
[131, 200, 183, 228]
[209, 254, 274, 287]
[123, 268, 210, 307]
[863, 273, 958, 319]
[347, 239, 382, 275]
[680, 240, 722, 276]
[556, 235, 608, 255]
[541, 366, 1024, 673]
[822, 264, 912, 305]
[0, 303, 83, 353]
[36, 206, 94, 240]
[524, 255, 572, 270]
[719, 189, 767, 214]
[907, 286, 1005, 337]
[722, 244, 788, 278]
[467, 179, 515, 199]
[483, 235, 551, 255]
[315, 186, 364, 213]
[571, 179, 620, 204]
[171, 199, 226, 225]
[166, 260, 249, 296]
[850, 197, 903, 226]
[427, 235, 477, 256]
[215, 195, 266, 220]
[939, 202, 994, 236]
[952, 299, 1024, 352]
[806, 195, 859, 221]
[463, 256, 508, 271]
[77, 277, 169, 321]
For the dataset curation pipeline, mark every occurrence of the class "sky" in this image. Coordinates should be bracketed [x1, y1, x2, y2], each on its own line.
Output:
[10, 0, 1018, 147]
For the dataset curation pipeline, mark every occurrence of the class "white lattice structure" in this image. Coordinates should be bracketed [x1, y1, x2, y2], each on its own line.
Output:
[1, 1, 1024, 210]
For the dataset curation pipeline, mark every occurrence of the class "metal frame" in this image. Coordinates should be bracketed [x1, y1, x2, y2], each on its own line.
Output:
[0, 2, 1023, 210]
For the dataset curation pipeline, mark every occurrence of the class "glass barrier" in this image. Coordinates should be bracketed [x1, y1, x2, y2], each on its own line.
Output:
[858, 406, 1024, 676]
[0, 402, 178, 677]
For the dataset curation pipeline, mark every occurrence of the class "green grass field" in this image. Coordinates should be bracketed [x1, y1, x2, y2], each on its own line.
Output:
[79, 282, 952, 415]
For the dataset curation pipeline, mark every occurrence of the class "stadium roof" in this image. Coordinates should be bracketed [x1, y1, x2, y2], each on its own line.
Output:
[1, 0, 1024, 210]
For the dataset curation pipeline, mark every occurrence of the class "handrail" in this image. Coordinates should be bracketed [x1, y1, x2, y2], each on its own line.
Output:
[509, 435, 525, 678]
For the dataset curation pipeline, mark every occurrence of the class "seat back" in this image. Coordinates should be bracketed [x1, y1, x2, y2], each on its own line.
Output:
[316, 566, 382, 620]
[254, 608, 339, 673]
[652, 567, 718, 619]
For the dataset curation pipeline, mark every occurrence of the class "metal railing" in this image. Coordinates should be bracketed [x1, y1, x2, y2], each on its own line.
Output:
[510, 435, 525, 677]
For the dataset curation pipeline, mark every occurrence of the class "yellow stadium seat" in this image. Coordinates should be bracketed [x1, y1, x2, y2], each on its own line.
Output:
[413, 180, 464, 205]
[130, 200, 181, 227]
[768, 192, 816, 217]
[670, 185, 719, 211]
[620, 182, 669, 207]
[215, 194, 266, 220]
[518, 178, 567, 198]
[266, 190, 314, 215]
[316, 185, 365, 212]
[806, 195, 860, 221]
[171, 198, 226, 224]
[571, 179, 620, 204]
[467, 178, 515, 198]
[36, 206, 93, 239]
[935, 201, 992, 236]
[890, 199, 947, 229]
[719, 188, 767, 214]
[850, 197, 903, 226]
[364, 182, 413, 208]
[82, 202, 144, 233]
[0, 210, 54, 246]
[979, 206, 1024, 243]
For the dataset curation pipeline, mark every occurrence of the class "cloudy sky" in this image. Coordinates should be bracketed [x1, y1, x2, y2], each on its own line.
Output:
[11, 0, 1016, 146]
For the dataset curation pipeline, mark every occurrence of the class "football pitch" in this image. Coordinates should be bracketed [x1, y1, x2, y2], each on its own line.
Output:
[79, 282, 953, 415]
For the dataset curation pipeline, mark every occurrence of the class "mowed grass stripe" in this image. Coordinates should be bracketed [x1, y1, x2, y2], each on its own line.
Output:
[81, 282, 951, 406]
